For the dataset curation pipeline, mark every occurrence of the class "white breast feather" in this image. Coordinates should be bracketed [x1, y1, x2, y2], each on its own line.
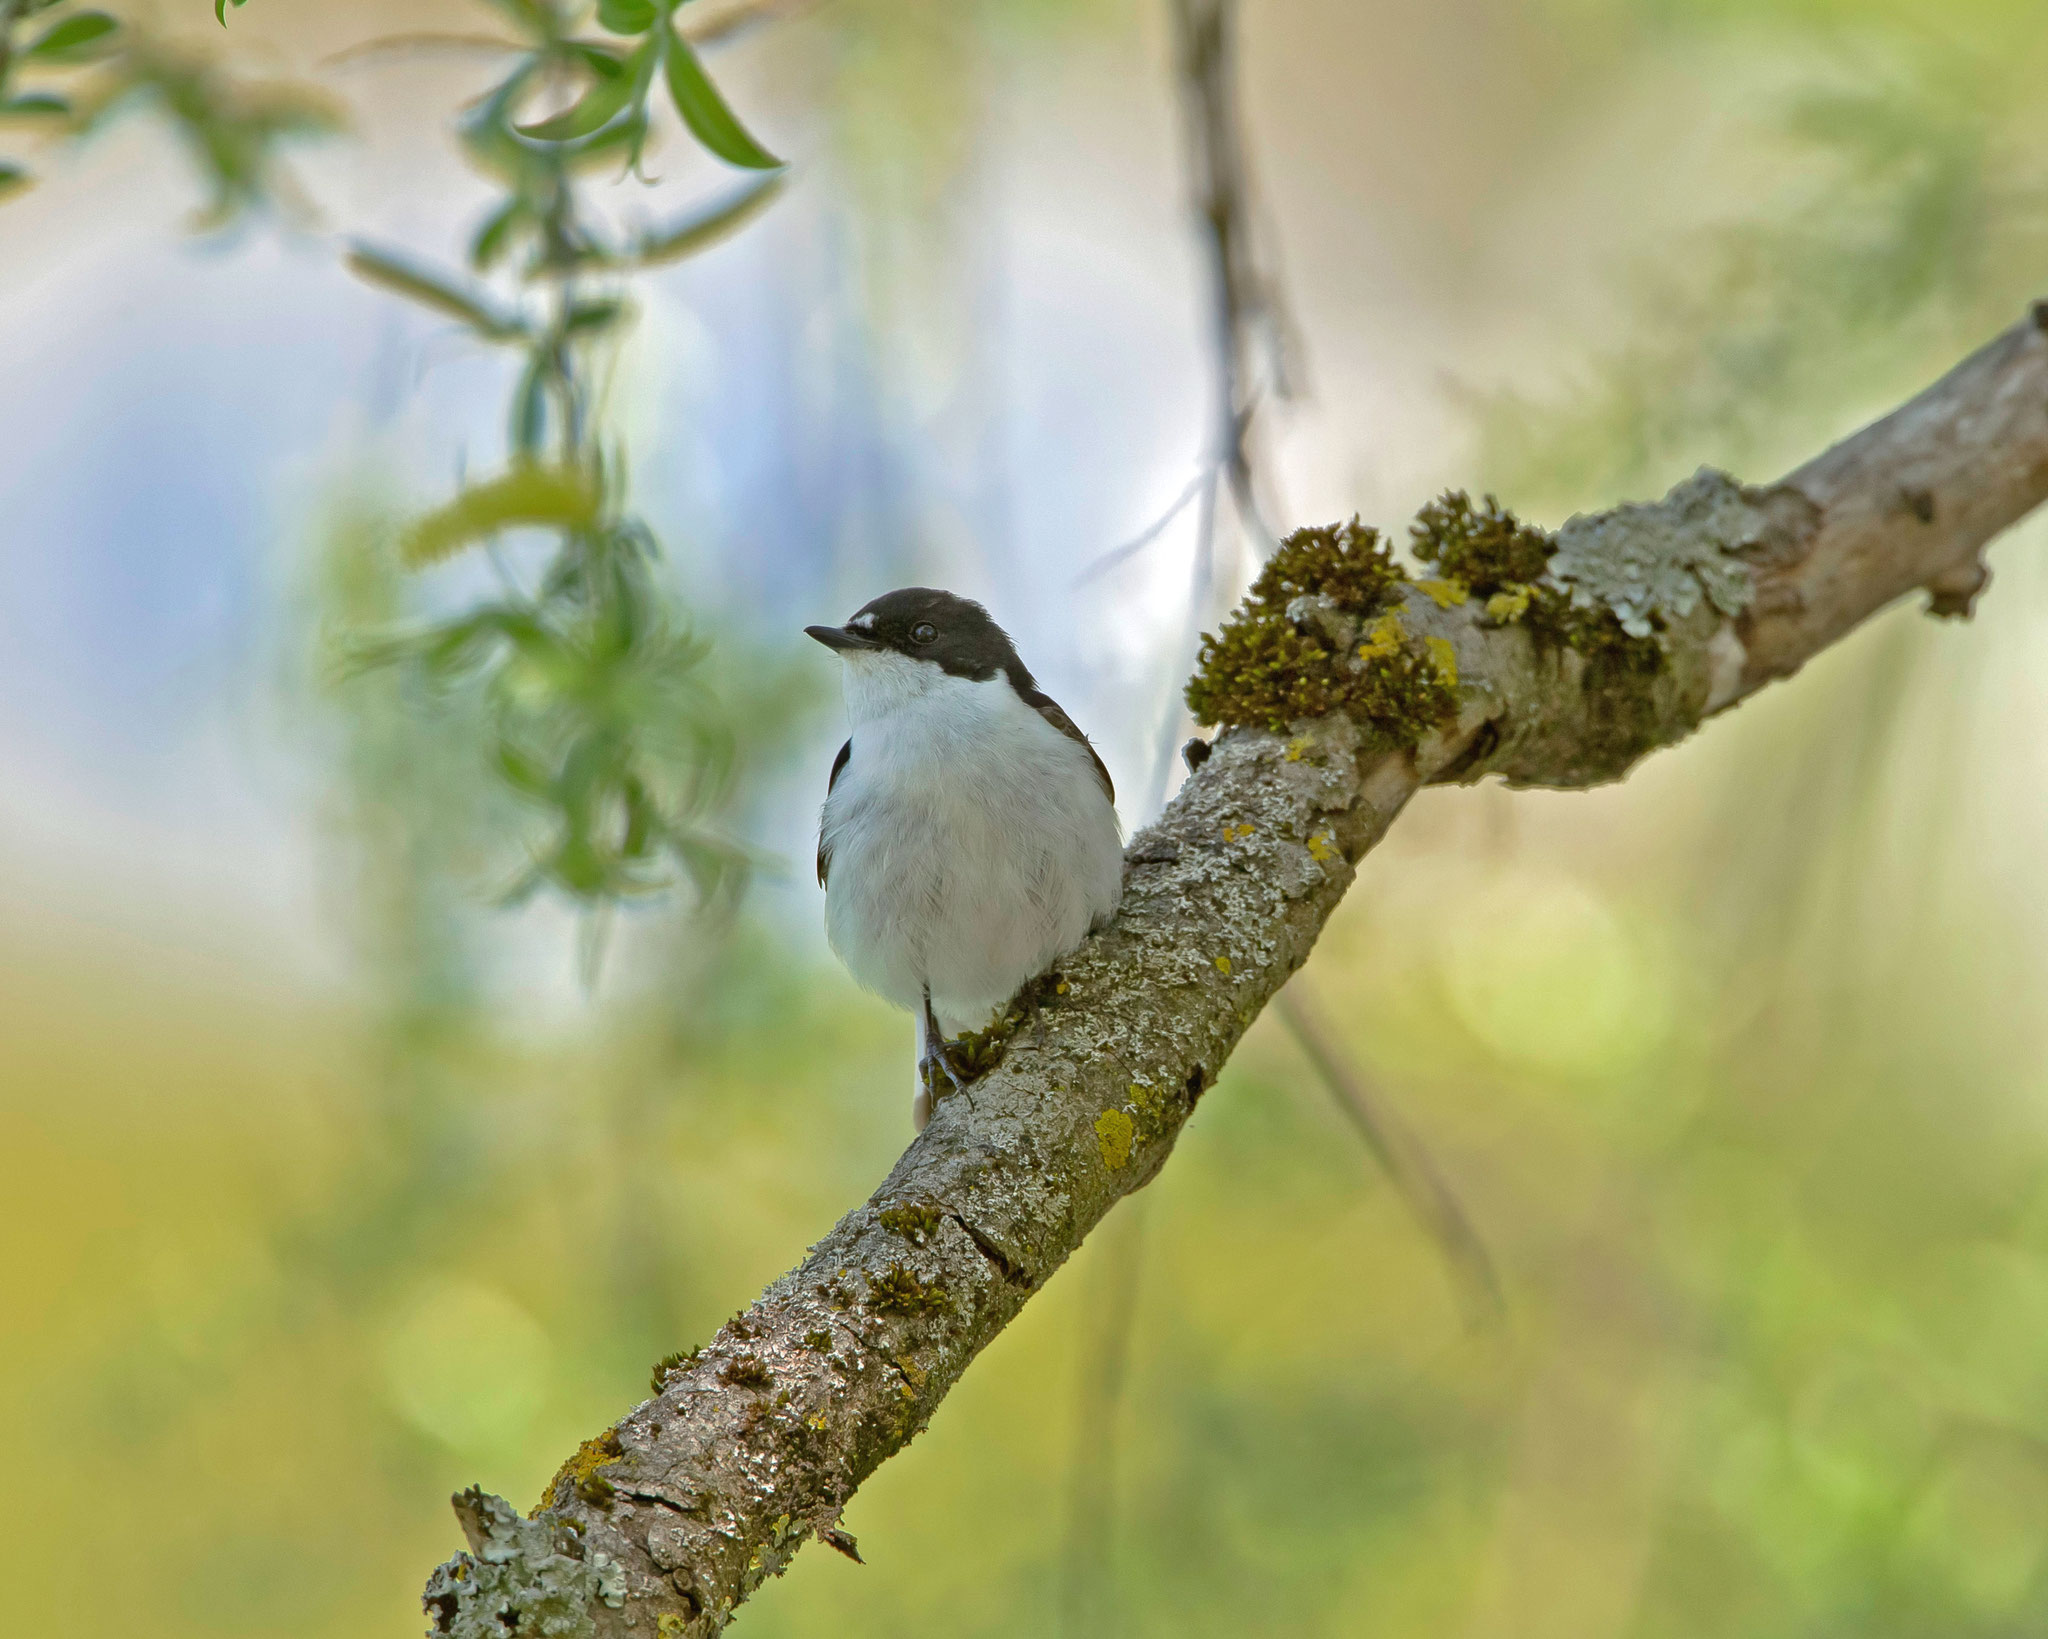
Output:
[821, 650, 1124, 1038]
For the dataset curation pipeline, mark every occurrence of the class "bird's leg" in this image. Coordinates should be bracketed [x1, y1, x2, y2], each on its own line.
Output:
[919, 986, 969, 1099]
[1024, 978, 1049, 1049]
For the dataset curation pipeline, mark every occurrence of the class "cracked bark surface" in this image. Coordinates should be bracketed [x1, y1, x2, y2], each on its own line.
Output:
[422, 307, 2048, 1638]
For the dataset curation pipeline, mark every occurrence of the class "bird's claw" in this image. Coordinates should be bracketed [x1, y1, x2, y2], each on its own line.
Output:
[919, 1043, 970, 1099]
[919, 987, 973, 1107]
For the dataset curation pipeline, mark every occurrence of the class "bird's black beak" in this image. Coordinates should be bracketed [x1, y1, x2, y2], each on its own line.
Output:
[805, 623, 881, 653]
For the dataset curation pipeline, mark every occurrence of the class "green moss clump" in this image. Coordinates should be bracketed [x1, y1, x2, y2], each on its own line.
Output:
[931, 968, 1069, 1084]
[948, 1018, 1011, 1078]
[877, 1201, 944, 1242]
[1409, 491, 1552, 589]
[719, 1355, 773, 1389]
[802, 1329, 834, 1351]
[1534, 590, 1666, 676]
[1248, 515, 1407, 609]
[650, 1346, 701, 1393]
[1185, 518, 1456, 741]
[865, 1262, 950, 1317]
[1410, 491, 1663, 677]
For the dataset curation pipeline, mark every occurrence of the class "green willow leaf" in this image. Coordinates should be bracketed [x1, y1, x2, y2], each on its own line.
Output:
[347, 245, 528, 339]
[494, 739, 554, 799]
[568, 42, 631, 81]
[26, 12, 119, 59]
[516, 42, 648, 143]
[597, 0, 658, 34]
[625, 170, 785, 266]
[663, 29, 782, 170]
[0, 164, 30, 201]
[469, 198, 525, 271]
[565, 111, 648, 173]
[510, 353, 550, 457]
[563, 297, 628, 334]
[402, 465, 604, 567]
[215, 0, 248, 23]
[0, 93, 72, 121]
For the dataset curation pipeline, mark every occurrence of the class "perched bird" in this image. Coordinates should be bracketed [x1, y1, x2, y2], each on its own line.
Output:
[807, 588, 1124, 1130]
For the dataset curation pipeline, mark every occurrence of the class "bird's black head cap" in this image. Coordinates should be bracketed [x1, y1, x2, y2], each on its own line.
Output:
[806, 587, 1034, 688]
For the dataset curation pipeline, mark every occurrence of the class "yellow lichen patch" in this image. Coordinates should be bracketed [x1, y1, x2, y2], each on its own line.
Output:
[1413, 491, 1664, 672]
[660, 1616, 688, 1638]
[544, 1426, 623, 1511]
[1416, 577, 1468, 609]
[1095, 1108, 1134, 1171]
[1284, 735, 1314, 761]
[808, 1411, 829, 1431]
[1484, 587, 1533, 623]
[1214, 955, 1233, 975]
[1221, 822, 1255, 843]
[1357, 610, 1405, 661]
[1425, 636, 1458, 685]
[1130, 1081, 1167, 1120]
[1307, 830, 1338, 863]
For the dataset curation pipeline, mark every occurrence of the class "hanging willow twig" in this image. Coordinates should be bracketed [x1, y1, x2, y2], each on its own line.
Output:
[333, 0, 786, 912]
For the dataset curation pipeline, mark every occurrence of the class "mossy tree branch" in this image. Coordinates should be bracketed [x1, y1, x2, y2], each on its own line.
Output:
[421, 306, 2048, 1639]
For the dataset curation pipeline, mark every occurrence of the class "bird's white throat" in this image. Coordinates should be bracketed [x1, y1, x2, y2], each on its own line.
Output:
[838, 647, 964, 726]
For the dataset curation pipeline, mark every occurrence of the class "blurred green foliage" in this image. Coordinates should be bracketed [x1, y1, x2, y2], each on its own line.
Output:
[0, 0, 337, 220]
[9, 1, 2048, 1637]
[1480, 18, 2048, 509]
[335, 0, 786, 912]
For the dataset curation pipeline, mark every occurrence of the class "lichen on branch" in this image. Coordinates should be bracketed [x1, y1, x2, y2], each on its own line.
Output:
[1409, 491, 1664, 675]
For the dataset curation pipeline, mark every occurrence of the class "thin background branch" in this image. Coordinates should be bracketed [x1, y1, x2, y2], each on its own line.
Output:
[1062, 2, 1497, 1626]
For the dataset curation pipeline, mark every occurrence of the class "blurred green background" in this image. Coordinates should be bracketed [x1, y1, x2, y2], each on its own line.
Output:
[7, 1, 2048, 1636]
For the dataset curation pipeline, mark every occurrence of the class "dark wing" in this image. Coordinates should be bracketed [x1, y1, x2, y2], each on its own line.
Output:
[817, 738, 851, 888]
[1019, 687, 1114, 805]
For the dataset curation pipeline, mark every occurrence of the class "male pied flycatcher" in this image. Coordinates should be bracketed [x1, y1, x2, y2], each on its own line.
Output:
[807, 589, 1124, 1130]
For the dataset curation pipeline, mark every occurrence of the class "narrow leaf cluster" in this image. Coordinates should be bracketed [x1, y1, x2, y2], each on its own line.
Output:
[340, 0, 792, 910]
[506, 0, 781, 172]
[1, 2, 335, 222]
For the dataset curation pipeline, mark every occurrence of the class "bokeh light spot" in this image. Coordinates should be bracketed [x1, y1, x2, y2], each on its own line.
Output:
[1433, 868, 1674, 1078]
[379, 1277, 554, 1458]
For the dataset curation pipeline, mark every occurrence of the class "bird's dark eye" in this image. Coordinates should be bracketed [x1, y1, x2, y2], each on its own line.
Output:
[910, 622, 938, 645]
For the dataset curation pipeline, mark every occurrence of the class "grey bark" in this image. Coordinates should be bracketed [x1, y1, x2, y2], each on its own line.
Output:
[422, 306, 2048, 1639]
